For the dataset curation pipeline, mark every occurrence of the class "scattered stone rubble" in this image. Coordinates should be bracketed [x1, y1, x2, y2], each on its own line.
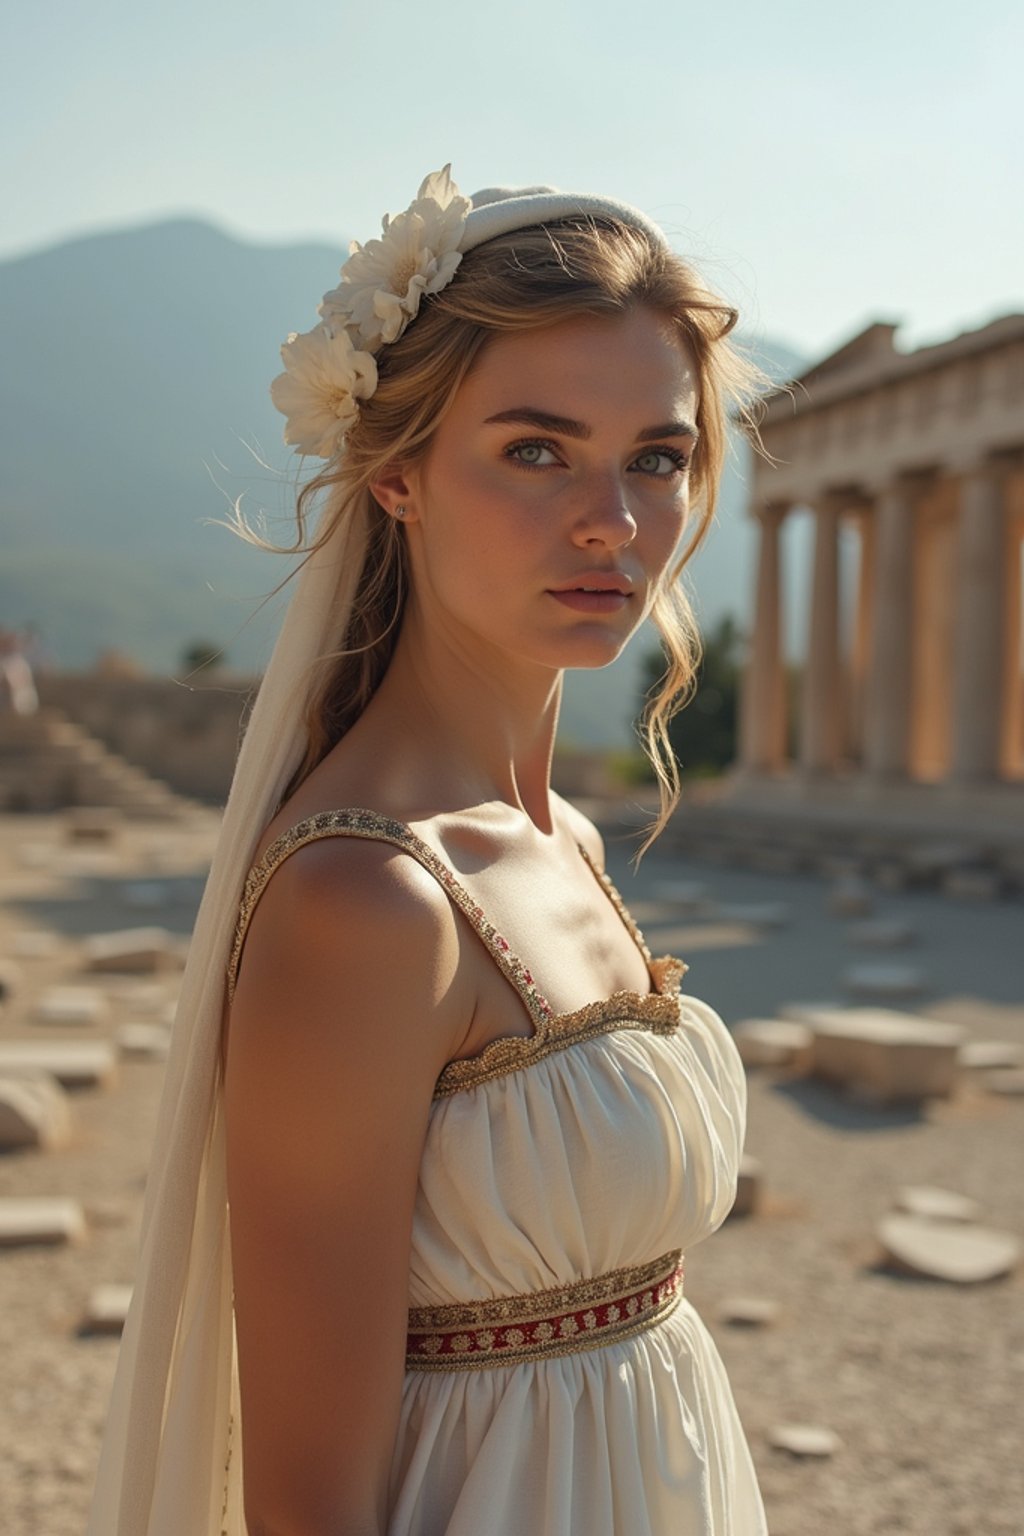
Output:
[82, 928, 182, 977]
[738, 1003, 972, 1103]
[0, 1198, 87, 1248]
[894, 1185, 982, 1223]
[80, 1284, 133, 1337]
[732, 1018, 814, 1072]
[730, 1154, 762, 1218]
[0, 809, 1021, 1536]
[0, 1040, 118, 1090]
[768, 1424, 842, 1459]
[0, 1072, 72, 1152]
[878, 1214, 1020, 1284]
[33, 987, 111, 1027]
[115, 1023, 171, 1061]
[959, 1039, 1023, 1072]
[718, 1296, 781, 1328]
[802, 1007, 964, 1102]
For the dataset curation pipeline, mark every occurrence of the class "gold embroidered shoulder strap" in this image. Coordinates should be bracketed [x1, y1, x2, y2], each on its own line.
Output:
[576, 843, 653, 967]
[225, 808, 555, 1023]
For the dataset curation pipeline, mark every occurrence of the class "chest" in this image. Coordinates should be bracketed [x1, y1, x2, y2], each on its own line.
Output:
[450, 849, 654, 1059]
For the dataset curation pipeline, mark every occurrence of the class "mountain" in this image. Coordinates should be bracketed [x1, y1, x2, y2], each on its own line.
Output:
[0, 217, 808, 743]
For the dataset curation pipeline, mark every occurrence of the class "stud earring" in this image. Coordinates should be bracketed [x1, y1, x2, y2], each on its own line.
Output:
[394, 504, 406, 519]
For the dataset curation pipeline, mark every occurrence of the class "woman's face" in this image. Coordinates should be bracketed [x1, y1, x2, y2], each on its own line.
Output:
[393, 304, 701, 674]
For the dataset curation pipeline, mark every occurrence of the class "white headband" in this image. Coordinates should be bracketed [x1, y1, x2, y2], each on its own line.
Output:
[462, 180, 670, 253]
[269, 165, 672, 460]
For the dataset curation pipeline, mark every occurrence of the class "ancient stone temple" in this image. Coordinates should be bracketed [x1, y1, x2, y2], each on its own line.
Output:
[735, 313, 1024, 803]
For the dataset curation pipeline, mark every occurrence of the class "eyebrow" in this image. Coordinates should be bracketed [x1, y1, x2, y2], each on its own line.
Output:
[482, 407, 700, 445]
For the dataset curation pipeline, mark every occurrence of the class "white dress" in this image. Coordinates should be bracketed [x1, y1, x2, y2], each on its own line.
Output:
[232, 810, 768, 1536]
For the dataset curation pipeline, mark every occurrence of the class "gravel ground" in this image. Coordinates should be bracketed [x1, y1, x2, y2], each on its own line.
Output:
[0, 809, 1022, 1536]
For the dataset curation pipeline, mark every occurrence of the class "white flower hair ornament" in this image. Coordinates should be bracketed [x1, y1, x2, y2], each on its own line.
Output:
[269, 325, 379, 461]
[270, 167, 671, 459]
[320, 163, 471, 350]
[270, 165, 470, 460]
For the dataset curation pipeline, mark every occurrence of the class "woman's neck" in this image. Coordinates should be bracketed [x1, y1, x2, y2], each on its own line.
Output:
[346, 613, 564, 834]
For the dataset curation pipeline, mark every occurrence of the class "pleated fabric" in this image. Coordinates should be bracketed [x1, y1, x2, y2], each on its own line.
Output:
[388, 999, 768, 1535]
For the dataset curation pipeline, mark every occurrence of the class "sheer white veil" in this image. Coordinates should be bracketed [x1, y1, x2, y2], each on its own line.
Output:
[86, 502, 370, 1534]
[86, 181, 668, 1535]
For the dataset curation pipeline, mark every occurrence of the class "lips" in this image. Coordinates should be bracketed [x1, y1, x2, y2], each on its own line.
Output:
[548, 573, 634, 596]
[546, 571, 636, 617]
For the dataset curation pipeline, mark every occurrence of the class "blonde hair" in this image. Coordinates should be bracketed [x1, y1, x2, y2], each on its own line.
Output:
[236, 217, 770, 854]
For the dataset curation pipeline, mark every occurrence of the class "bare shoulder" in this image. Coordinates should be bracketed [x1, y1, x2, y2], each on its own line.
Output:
[229, 830, 468, 1064]
[222, 832, 470, 1531]
[553, 791, 606, 870]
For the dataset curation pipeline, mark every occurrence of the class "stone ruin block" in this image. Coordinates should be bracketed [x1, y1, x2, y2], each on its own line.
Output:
[0, 1040, 118, 1090]
[732, 1018, 813, 1073]
[769, 1424, 841, 1458]
[894, 1185, 982, 1223]
[0, 959, 26, 1003]
[0, 1071, 73, 1151]
[878, 1214, 1020, 1283]
[959, 1039, 1023, 1072]
[0, 1197, 87, 1248]
[116, 982, 170, 1016]
[81, 1283, 133, 1336]
[803, 1007, 964, 1102]
[717, 1296, 781, 1328]
[34, 986, 111, 1027]
[730, 1153, 762, 1218]
[116, 1023, 171, 1061]
[63, 807, 121, 843]
[83, 927, 181, 976]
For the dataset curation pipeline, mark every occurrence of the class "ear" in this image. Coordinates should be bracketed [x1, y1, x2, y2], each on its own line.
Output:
[369, 463, 420, 522]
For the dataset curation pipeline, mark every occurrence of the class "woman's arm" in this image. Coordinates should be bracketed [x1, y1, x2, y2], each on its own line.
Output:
[223, 836, 469, 1536]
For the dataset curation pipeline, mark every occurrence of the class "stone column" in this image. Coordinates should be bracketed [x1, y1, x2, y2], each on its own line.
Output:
[799, 493, 843, 773]
[738, 501, 787, 772]
[847, 507, 874, 761]
[949, 462, 1007, 782]
[863, 479, 916, 778]
[1004, 497, 1024, 780]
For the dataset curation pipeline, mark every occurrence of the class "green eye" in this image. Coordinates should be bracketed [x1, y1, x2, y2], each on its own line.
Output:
[634, 447, 690, 476]
[505, 439, 559, 468]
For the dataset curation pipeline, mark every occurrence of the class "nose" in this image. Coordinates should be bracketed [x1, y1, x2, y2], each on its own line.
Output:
[570, 472, 638, 551]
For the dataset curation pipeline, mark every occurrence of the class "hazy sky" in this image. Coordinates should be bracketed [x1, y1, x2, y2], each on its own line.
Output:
[4, 0, 1020, 360]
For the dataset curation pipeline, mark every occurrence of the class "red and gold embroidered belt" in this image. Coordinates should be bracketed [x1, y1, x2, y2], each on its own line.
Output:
[406, 1249, 684, 1372]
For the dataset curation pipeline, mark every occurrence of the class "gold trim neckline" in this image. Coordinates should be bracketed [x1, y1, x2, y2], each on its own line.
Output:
[433, 966, 685, 1096]
[227, 808, 689, 1097]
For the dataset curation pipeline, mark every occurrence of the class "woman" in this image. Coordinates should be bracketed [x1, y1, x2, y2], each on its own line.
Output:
[87, 169, 769, 1536]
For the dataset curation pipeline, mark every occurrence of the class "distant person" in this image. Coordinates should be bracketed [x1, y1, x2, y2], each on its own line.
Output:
[0, 626, 39, 714]
[88, 169, 770, 1535]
